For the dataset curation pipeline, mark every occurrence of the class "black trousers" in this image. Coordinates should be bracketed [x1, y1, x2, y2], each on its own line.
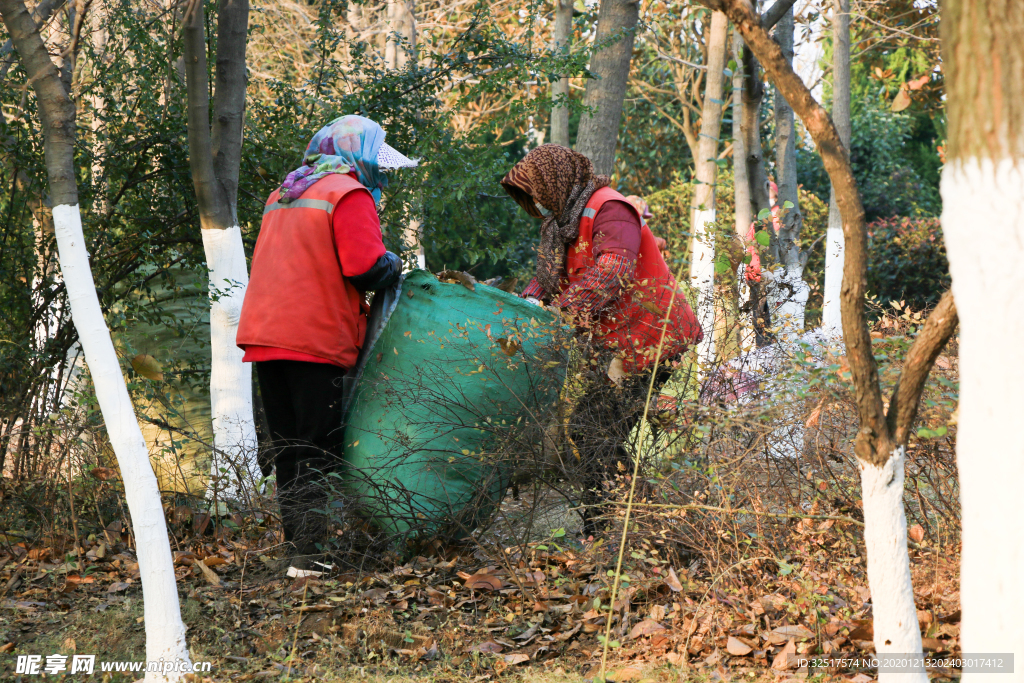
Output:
[255, 360, 349, 555]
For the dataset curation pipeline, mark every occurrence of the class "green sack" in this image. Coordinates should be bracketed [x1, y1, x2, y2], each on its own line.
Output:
[341, 270, 566, 539]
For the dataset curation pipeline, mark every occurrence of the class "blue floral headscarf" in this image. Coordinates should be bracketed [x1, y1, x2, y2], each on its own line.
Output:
[278, 115, 388, 206]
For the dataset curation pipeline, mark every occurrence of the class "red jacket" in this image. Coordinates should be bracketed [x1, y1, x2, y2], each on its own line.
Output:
[565, 187, 703, 370]
[237, 174, 378, 369]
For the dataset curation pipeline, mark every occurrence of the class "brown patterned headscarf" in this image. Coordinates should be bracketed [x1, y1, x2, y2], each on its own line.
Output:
[500, 144, 610, 297]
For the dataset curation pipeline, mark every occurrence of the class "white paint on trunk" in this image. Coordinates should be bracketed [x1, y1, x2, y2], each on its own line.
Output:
[766, 264, 809, 341]
[53, 205, 190, 680]
[941, 158, 1024, 678]
[860, 447, 927, 682]
[202, 226, 259, 499]
[689, 208, 716, 370]
[822, 192, 845, 341]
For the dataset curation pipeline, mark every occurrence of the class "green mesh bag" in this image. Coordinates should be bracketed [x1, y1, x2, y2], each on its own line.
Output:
[341, 270, 566, 539]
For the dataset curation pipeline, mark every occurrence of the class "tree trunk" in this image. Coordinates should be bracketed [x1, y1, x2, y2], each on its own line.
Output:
[0, 0, 191, 678]
[731, 29, 755, 351]
[386, 0, 424, 269]
[573, 0, 639, 175]
[739, 35, 772, 346]
[701, 2, 961, 677]
[688, 10, 729, 370]
[822, 0, 850, 341]
[940, 0, 1024, 668]
[549, 0, 574, 147]
[769, 5, 808, 336]
[731, 31, 750, 239]
[182, 0, 259, 498]
[385, 0, 415, 70]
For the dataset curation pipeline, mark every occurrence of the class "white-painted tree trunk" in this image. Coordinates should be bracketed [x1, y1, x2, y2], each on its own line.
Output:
[941, 158, 1024, 677]
[860, 446, 927, 682]
[202, 226, 259, 499]
[766, 264, 810, 341]
[54, 204, 190, 681]
[689, 208, 717, 371]
[822, 0, 850, 342]
[821, 199, 845, 340]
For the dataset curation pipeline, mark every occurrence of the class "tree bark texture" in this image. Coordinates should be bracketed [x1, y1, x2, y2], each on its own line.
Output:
[385, 0, 416, 70]
[768, 4, 808, 336]
[0, 0, 191, 677]
[731, 30, 750, 238]
[772, 5, 800, 266]
[0, 0, 56, 81]
[688, 10, 729, 369]
[574, 0, 639, 175]
[182, 0, 259, 496]
[940, 0, 1024, 669]
[549, 0, 574, 147]
[822, 0, 851, 340]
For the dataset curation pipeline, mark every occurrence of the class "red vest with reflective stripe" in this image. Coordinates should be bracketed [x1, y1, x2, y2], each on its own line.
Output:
[237, 174, 370, 368]
[564, 187, 703, 371]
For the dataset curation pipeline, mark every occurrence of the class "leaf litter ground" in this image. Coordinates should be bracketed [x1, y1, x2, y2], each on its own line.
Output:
[0, 491, 961, 683]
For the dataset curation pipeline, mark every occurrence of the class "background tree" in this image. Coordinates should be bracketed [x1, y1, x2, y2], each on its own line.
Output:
[687, 9, 728, 369]
[0, 0, 190, 676]
[574, 0, 640, 175]
[822, 0, 851, 340]
[182, 0, 259, 497]
[940, 0, 1024, 663]
[549, 0, 574, 147]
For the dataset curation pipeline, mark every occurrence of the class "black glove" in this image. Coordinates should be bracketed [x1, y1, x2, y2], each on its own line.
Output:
[348, 251, 402, 291]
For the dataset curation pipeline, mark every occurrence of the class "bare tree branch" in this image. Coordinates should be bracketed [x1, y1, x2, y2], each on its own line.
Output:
[887, 290, 959, 446]
[0, 0, 60, 83]
[760, 0, 797, 30]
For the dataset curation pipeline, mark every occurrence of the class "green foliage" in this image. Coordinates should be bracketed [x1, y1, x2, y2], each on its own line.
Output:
[866, 217, 950, 311]
[798, 103, 940, 221]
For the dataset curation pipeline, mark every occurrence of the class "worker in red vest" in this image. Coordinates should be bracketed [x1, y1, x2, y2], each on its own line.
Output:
[500, 144, 702, 534]
[237, 115, 417, 577]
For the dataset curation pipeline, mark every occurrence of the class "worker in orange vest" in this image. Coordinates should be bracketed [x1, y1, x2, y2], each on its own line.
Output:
[237, 115, 417, 577]
[500, 144, 702, 533]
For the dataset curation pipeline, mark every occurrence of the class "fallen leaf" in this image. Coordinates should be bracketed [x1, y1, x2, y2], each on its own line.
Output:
[607, 666, 643, 681]
[629, 619, 667, 639]
[908, 524, 925, 543]
[107, 582, 130, 593]
[727, 636, 753, 656]
[771, 639, 797, 671]
[202, 556, 228, 567]
[503, 653, 530, 665]
[0, 642, 13, 653]
[65, 575, 95, 585]
[772, 624, 815, 640]
[848, 620, 873, 641]
[666, 652, 685, 666]
[470, 641, 503, 654]
[196, 559, 221, 587]
[436, 269, 477, 291]
[463, 573, 503, 591]
[131, 354, 164, 381]
[665, 567, 684, 592]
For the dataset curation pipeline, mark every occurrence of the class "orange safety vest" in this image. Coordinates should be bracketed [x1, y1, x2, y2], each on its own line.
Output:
[237, 174, 371, 368]
[564, 187, 703, 371]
